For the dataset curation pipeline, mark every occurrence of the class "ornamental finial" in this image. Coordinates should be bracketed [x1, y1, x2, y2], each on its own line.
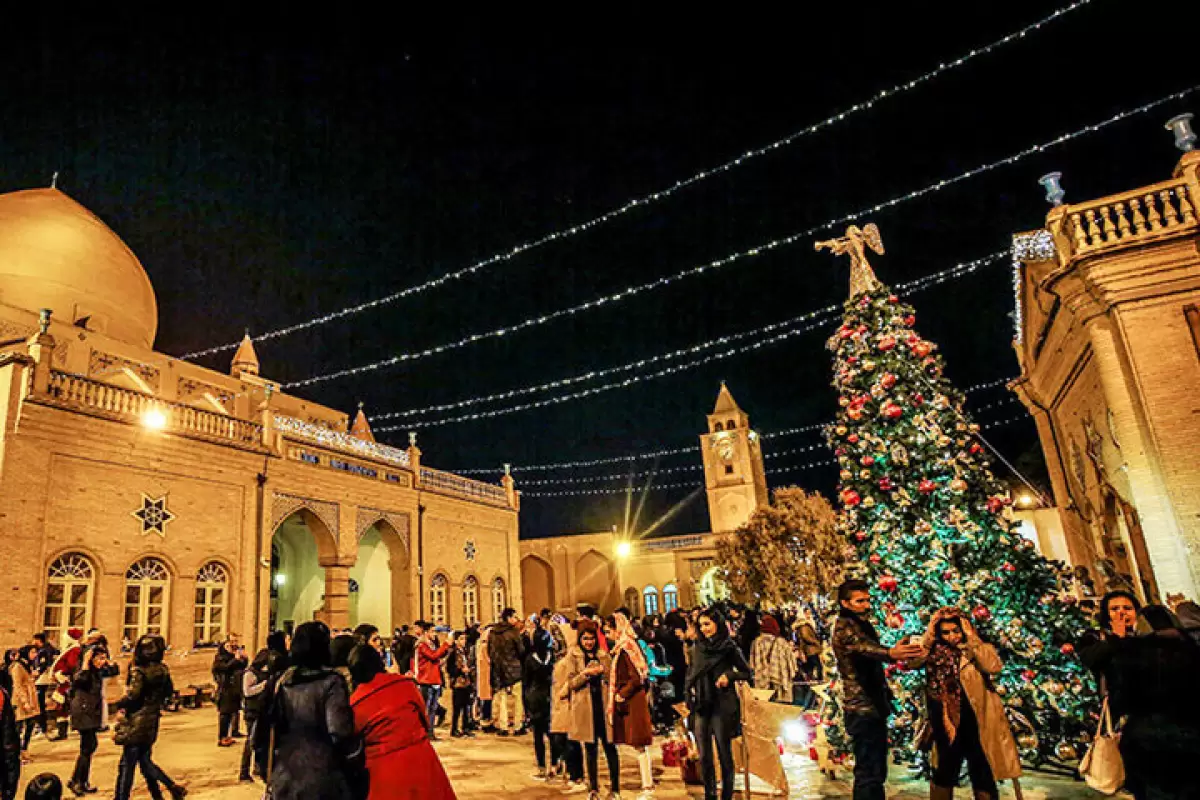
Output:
[815, 223, 885, 298]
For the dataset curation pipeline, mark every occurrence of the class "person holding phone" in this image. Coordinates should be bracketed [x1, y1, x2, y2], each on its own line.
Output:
[564, 620, 618, 800]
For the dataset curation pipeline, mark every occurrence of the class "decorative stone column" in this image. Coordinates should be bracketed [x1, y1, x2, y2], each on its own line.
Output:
[321, 563, 353, 630]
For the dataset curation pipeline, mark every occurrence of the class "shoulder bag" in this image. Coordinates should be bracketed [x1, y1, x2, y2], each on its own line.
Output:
[1079, 697, 1123, 795]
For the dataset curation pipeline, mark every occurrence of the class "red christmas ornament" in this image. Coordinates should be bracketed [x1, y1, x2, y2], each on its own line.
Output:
[880, 373, 897, 390]
[986, 496, 1006, 514]
[847, 355, 859, 364]
[972, 605, 991, 622]
[847, 434, 860, 444]
[1060, 643, 1075, 656]
[903, 314, 916, 326]
[878, 477, 895, 491]
[847, 408, 864, 421]
[878, 575, 898, 592]
[888, 295, 899, 304]
[881, 402, 903, 420]
[885, 613, 904, 629]
[860, 455, 875, 467]
[913, 341, 933, 358]
[877, 335, 897, 352]
[849, 395, 867, 409]
[840, 489, 862, 508]
[912, 393, 925, 406]
[969, 442, 983, 455]
[918, 479, 936, 494]
[869, 554, 881, 564]
[854, 531, 868, 542]
[1001, 562, 1016, 573]
[1021, 669, 1036, 682]
[839, 326, 854, 339]
[834, 448, 847, 457]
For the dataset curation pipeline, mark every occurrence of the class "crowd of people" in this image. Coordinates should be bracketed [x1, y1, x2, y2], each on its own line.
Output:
[0, 586, 1196, 800]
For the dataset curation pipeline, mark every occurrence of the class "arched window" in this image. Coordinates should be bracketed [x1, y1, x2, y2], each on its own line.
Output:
[643, 586, 660, 616]
[45, 553, 95, 646]
[623, 587, 640, 617]
[662, 583, 679, 613]
[124, 558, 171, 642]
[429, 574, 448, 626]
[194, 562, 229, 647]
[492, 577, 507, 621]
[727, 418, 736, 430]
[714, 422, 724, 432]
[462, 576, 480, 625]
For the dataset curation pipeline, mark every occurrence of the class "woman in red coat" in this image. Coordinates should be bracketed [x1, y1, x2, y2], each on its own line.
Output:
[348, 645, 456, 800]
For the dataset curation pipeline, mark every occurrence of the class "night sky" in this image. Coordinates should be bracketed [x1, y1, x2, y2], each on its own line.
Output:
[3, 5, 1194, 539]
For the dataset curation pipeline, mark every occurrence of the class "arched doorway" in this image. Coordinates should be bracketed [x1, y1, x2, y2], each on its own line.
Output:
[521, 555, 555, 616]
[575, 550, 614, 613]
[697, 566, 729, 606]
[270, 509, 337, 635]
[350, 518, 411, 631]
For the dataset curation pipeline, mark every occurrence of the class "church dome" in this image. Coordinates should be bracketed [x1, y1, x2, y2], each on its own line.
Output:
[0, 188, 158, 349]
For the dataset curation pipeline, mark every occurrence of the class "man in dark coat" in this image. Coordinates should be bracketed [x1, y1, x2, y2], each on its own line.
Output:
[212, 633, 248, 746]
[67, 646, 119, 795]
[831, 580, 922, 800]
[487, 608, 528, 735]
[110, 635, 187, 800]
[391, 626, 417, 676]
[29, 632, 57, 739]
[0, 669, 20, 800]
[239, 631, 289, 782]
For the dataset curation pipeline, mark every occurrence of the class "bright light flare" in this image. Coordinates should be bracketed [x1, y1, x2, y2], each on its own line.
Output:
[1017, 493, 1035, 508]
[782, 719, 809, 745]
[274, 574, 287, 586]
[615, 541, 632, 559]
[142, 408, 168, 431]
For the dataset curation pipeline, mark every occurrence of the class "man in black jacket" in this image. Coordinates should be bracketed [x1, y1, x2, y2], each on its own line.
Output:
[487, 608, 527, 736]
[391, 626, 417, 676]
[212, 634, 248, 747]
[831, 579, 922, 800]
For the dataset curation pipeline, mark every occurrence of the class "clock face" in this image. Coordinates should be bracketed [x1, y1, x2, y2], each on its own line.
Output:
[711, 431, 737, 463]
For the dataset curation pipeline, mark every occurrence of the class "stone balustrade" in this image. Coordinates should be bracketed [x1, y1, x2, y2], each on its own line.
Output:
[419, 466, 510, 507]
[1060, 177, 1197, 259]
[38, 370, 264, 450]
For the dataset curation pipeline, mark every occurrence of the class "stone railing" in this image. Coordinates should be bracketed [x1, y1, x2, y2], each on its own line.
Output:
[641, 534, 707, 552]
[38, 370, 264, 450]
[273, 414, 411, 468]
[419, 466, 509, 507]
[1059, 177, 1197, 259]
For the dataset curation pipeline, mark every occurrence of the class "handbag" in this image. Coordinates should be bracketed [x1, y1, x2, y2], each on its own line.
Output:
[1079, 697, 1124, 795]
[112, 715, 132, 746]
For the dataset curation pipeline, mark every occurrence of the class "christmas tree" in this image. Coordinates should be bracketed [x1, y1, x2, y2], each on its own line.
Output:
[817, 224, 1097, 767]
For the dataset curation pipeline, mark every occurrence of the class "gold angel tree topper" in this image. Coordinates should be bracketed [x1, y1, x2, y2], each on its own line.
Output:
[815, 223, 885, 297]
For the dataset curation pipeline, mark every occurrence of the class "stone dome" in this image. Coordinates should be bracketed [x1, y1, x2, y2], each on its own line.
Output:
[0, 188, 158, 349]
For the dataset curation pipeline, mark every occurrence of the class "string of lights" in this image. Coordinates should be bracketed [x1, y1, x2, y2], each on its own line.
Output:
[449, 373, 1018, 475]
[377, 250, 1006, 422]
[287, 86, 1195, 390]
[180, 0, 1094, 362]
[522, 410, 1034, 497]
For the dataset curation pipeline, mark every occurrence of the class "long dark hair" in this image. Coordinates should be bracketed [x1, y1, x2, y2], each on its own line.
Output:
[347, 643, 385, 689]
[291, 621, 332, 669]
[133, 635, 165, 667]
[697, 608, 730, 642]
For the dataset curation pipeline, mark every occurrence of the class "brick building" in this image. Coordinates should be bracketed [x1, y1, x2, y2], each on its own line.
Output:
[0, 187, 521, 651]
[1011, 129, 1200, 602]
[519, 383, 768, 616]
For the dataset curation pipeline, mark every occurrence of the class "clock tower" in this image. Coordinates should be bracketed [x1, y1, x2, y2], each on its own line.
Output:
[701, 383, 768, 532]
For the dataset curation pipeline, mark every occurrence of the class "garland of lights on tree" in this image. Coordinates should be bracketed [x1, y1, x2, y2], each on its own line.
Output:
[817, 224, 1097, 768]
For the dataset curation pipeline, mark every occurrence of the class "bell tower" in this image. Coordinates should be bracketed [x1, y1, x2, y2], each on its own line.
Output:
[701, 383, 768, 532]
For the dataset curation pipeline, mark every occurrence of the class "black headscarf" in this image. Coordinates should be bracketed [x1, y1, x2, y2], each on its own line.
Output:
[266, 631, 287, 655]
[686, 610, 739, 686]
[348, 644, 385, 689]
[330, 634, 357, 669]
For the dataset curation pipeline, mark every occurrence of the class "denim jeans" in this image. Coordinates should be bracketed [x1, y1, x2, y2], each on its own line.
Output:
[695, 712, 737, 800]
[114, 743, 177, 800]
[419, 684, 443, 736]
[845, 710, 889, 800]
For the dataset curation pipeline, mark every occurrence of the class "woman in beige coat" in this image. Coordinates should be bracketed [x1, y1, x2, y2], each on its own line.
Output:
[912, 608, 1021, 800]
[8, 647, 39, 757]
[550, 642, 585, 788]
[563, 621, 619, 799]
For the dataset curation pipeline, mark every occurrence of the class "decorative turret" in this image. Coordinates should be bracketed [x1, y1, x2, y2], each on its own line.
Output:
[700, 383, 768, 532]
[231, 333, 259, 379]
[350, 402, 375, 443]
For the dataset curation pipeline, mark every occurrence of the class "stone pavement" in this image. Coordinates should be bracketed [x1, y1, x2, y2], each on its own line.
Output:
[17, 707, 1107, 798]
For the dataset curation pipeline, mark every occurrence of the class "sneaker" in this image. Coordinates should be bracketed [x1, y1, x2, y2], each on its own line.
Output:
[563, 783, 589, 796]
[66, 782, 84, 798]
[169, 787, 189, 800]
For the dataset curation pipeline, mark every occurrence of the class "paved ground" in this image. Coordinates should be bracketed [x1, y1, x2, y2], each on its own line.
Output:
[18, 706, 1107, 798]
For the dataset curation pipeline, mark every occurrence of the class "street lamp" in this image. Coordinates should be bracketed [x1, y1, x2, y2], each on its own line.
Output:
[1016, 493, 1036, 509]
[615, 540, 632, 559]
[142, 407, 168, 431]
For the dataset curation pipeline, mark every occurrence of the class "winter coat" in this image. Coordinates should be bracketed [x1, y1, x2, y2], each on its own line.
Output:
[476, 630, 493, 702]
[750, 632, 798, 703]
[6, 664, 37, 722]
[49, 644, 82, 704]
[657, 626, 687, 700]
[913, 642, 1022, 782]
[0, 689, 19, 800]
[243, 648, 289, 720]
[611, 647, 652, 747]
[351, 673, 456, 800]
[562, 646, 613, 744]
[261, 666, 365, 800]
[685, 635, 752, 738]
[212, 646, 249, 715]
[446, 646, 475, 692]
[831, 609, 893, 716]
[487, 622, 526, 691]
[110, 663, 173, 747]
[414, 640, 450, 687]
[549, 656, 573, 735]
[522, 648, 554, 724]
[391, 635, 417, 676]
[69, 664, 118, 732]
[1090, 631, 1200, 799]
[796, 623, 822, 659]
